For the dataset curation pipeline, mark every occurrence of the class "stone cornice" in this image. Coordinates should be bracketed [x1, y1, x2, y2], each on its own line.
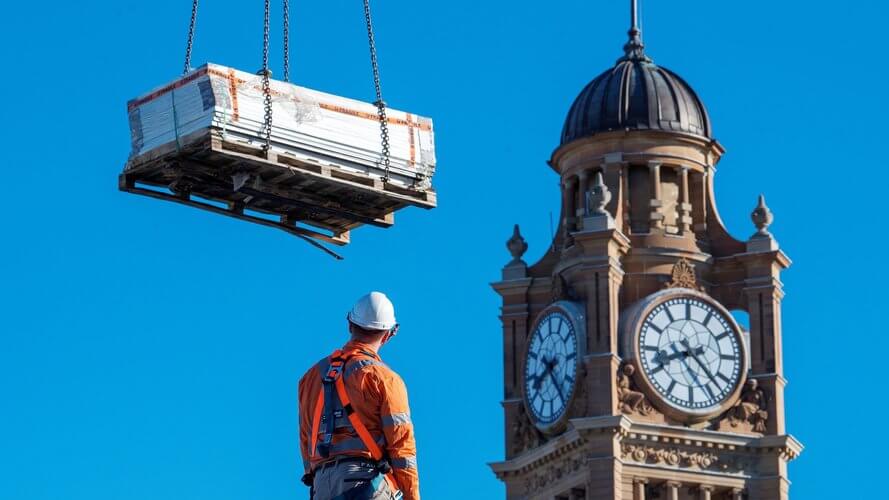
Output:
[490, 416, 803, 481]
[715, 248, 792, 270]
[490, 416, 629, 477]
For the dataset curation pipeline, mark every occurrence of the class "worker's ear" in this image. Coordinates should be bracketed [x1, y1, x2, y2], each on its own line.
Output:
[380, 326, 398, 345]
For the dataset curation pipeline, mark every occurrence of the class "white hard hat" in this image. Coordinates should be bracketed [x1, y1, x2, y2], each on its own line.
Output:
[348, 291, 397, 331]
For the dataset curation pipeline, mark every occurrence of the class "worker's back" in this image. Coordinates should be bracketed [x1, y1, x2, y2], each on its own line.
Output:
[299, 339, 419, 500]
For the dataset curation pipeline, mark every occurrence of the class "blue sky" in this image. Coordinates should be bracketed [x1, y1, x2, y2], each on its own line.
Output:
[1, 0, 887, 498]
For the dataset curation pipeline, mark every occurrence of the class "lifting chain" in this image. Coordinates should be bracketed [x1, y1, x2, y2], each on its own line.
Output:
[363, 0, 391, 183]
[283, 0, 291, 82]
[183, 0, 199, 75]
[261, 0, 273, 153]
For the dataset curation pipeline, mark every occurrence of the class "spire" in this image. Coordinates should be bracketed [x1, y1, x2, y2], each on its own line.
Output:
[620, 0, 651, 62]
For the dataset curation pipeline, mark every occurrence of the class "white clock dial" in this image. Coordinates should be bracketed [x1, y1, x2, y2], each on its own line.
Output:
[524, 309, 579, 428]
[637, 296, 744, 413]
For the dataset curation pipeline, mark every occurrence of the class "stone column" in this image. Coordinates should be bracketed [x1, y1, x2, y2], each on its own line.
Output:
[632, 478, 647, 500]
[648, 161, 664, 231]
[564, 176, 577, 235]
[693, 170, 708, 233]
[664, 481, 681, 500]
[577, 169, 590, 219]
[730, 488, 744, 500]
[679, 166, 692, 234]
[697, 485, 714, 500]
[619, 163, 631, 233]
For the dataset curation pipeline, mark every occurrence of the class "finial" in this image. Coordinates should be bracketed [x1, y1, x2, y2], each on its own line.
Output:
[751, 194, 774, 236]
[506, 224, 528, 264]
[620, 0, 651, 63]
[587, 171, 612, 215]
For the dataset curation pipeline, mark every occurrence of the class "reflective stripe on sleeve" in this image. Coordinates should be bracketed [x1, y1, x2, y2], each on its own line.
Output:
[390, 456, 417, 469]
[381, 412, 412, 427]
[344, 358, 384, 379]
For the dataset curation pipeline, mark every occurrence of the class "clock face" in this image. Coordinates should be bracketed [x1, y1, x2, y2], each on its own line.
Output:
[524, 308, 579, 429]
[637, 295, 744, 414]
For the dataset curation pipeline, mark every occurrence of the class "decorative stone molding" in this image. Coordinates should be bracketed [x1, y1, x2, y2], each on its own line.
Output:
[750, 194, 773, 237]
[621, 443, 719, 470]
[506, 224, 528, 264]
[664, 258, 702, 291]
[522, 452, 587, 495]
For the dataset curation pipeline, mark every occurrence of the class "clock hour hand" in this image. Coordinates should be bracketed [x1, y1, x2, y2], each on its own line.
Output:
[654, 346, 688, 365]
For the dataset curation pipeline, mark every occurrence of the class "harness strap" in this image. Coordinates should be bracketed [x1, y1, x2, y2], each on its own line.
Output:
[309, 389, 324, 459]
[306, 347, 401, 493]
[333, 373, 383, 460]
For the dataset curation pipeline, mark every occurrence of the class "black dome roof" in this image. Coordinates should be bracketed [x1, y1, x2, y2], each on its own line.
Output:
[560, 30, 712, 145]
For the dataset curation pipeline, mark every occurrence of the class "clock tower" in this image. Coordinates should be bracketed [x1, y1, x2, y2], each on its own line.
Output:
[489, 3, 802, 499]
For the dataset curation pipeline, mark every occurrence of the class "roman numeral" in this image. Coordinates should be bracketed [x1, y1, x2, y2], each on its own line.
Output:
[685, 301, 691, 319]
[703, 310, 713, 326]
[667, 380, 677, 394]
[720, 354, 737, 361]
[688, 386, 694, 403]
[665, 307, 675, 322]
[528, 351, 538, 359]
[642, 345, 659, 352]
[646, 322, 663, 334]
[651, 365, 664, 374]
[715, 331, 730, 341]
[717, 372, 731, 384]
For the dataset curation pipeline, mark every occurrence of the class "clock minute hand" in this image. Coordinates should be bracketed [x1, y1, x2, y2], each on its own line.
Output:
[671, 344, 704, 388]
[547, 369, 566, 402]
[680, 340, 718, 386]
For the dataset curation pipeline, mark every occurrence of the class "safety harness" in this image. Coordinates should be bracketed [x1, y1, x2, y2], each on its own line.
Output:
[306, 348, 399, 495]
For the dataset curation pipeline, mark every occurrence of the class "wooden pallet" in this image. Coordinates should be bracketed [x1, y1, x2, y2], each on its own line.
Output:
[120, 128, 437, 256]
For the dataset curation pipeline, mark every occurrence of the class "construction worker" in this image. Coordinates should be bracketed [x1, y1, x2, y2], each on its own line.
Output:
[298, 292, 419, 500]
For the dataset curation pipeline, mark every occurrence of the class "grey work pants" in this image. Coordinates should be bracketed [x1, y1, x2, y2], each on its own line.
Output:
[311, 461, 401, 500]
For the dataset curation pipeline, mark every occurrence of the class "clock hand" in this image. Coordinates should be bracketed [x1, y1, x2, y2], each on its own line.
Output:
[671, 344, 704, 389]
[681, 340, 718, 387]
[547, 369, 565, 402]
[654, 346, 689, 365]
[533, 355, 555, 391]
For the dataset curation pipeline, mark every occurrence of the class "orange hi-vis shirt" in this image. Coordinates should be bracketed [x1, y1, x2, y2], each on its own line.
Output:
[299, 340, 420, 500]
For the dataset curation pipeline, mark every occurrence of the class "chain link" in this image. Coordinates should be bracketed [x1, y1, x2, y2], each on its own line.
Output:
[261, 0, 273, 153]
[363, 0, 391, 182]
[183, 0, 199, 75]
[283, 0, 290, 82]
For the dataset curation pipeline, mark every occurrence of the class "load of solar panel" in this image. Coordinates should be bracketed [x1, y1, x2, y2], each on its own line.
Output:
[120, 63, 437, 246]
